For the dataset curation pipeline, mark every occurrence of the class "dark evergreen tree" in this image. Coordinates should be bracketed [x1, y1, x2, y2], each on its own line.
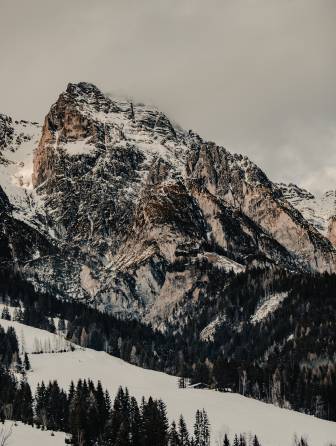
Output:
[1, 306, 11, 320]
[252, 435, 261, 446]
[178, 415, 190, 446]
[24, 353, 30, 371]
[169, 421, 181, 446]
[223, 433, 230, 446]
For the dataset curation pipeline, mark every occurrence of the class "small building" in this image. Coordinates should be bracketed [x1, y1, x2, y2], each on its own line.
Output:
[187, 382, 209, 390]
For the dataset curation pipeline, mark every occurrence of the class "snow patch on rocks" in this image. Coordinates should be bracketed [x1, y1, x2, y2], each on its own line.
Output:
[251, 292, 288, 325]
[200, 316, 223, 342]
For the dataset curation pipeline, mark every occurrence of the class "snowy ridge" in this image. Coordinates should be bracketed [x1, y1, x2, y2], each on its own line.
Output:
[0, 116, 48, 234]
[277, 183, 336, 236]
[65, 82, 190, 171]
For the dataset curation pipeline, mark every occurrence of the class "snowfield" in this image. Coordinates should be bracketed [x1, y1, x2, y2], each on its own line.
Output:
[0, 420, 66, 446]
[0, 317, 74, 353]
[1, 318, 336, 446]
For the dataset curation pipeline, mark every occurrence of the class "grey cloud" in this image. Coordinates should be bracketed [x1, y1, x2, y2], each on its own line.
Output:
[0, 0, 335, 193]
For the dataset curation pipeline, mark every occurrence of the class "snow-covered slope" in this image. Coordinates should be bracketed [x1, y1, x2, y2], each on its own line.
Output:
[277, 183, 336, 239]
[0, 420, 66, 446]
[1, 318, 336, 446]
[0, 115, 44, 229]
[0, 317, 74, 353]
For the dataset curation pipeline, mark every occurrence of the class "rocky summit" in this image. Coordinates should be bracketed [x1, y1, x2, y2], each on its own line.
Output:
[1, 82, 336, 324]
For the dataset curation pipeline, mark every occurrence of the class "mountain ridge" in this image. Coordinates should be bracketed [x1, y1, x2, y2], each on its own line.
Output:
[1, 82, 336, 325]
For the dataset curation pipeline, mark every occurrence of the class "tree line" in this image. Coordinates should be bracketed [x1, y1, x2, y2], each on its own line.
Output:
[1, 267, 336, 421]
[0, 364, 264, 446]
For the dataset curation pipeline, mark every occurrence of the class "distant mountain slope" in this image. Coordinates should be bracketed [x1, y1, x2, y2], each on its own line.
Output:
[277, 183, 336, 245]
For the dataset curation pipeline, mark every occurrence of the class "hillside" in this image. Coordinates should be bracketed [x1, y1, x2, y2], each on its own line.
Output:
[1, 317, 336, 446]
[0, 420, 66, 446]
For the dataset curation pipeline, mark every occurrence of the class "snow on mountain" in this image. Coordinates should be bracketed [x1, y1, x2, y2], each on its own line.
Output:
[0, 115, 44, 229]
[1, 420, 66, 446]
[277, 183, 336, 239]
[250, 292, 288, 325]
[2, 82, 336, 327]
[1, 318, 336, 446]
[200, 291, 289, 341]
[200, 316, 223, 342]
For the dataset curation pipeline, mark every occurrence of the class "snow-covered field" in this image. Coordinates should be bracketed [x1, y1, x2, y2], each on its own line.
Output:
[1, 318, 336, 446]
[0, 317, 74, 354]
[0, 420, 66, 446]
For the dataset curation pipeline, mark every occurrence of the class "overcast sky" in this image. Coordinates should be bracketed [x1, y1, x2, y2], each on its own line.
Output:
[1, 0, 335, 193]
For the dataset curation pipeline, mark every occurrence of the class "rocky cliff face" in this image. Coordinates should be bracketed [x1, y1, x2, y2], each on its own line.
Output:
[1, 82, 336, 325]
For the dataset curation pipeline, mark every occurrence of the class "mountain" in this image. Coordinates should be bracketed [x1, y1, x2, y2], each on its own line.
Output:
[277, 182, 336, 245]
[1, 82, 336, 326]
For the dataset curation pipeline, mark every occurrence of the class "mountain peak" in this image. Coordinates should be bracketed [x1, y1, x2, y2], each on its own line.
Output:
[2, 81, 336, 323]
[66, 81, 103, 95]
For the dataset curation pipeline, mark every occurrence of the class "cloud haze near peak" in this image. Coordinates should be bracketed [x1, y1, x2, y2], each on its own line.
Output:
[0, 0, 335, 194]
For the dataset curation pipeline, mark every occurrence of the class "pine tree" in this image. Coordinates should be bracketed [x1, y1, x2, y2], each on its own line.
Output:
[104, 386, 129, 445]
[35, 381, 47, 427]
[252, 435, 261, 446]
[86, 389, 100, 443]
[239, 434, 246, 446]
[129, 396, 141, 446]
[115, 421, 131, 446]
[223, 433, 230, 446]
[58, 318, 66, 333]
[201, 409, 210, 446]
[18, 381, 33, 425]
[95, 381, 109, 436]
[141, 397, 168, 446]
[1, 306, 11, 320]
[24, 353, 30, 371]
[193, 409, 210, 446]
[194, 410, 202, 446]
[169, 421, 181, 446]
[178, 415, 190, 446]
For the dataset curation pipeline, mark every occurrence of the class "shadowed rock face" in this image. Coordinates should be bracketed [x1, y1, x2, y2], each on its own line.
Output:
[1, 82, 336, 324]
